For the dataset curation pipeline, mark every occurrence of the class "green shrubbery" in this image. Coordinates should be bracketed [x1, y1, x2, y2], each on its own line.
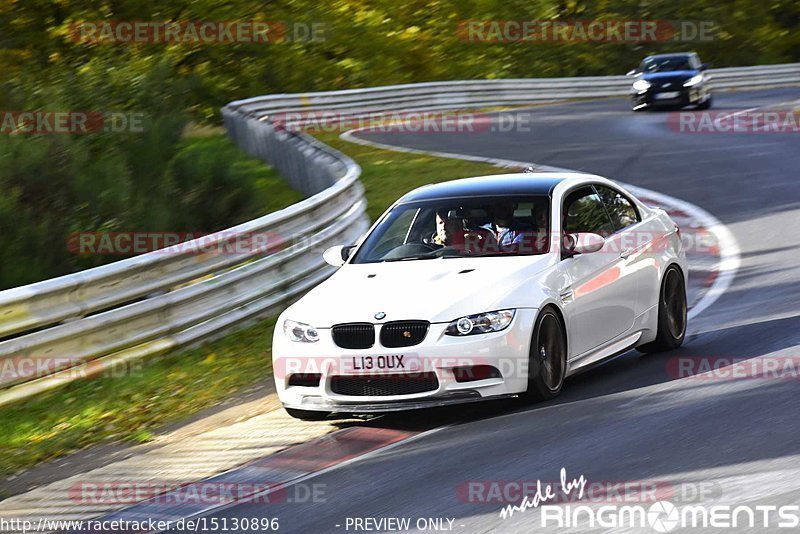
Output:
[0, 51, 304, 288]
[0, 131, 301, 289]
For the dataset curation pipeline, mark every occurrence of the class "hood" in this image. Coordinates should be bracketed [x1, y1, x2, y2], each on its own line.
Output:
[640, 70, 698, 84]
[284, 255, 555, 327]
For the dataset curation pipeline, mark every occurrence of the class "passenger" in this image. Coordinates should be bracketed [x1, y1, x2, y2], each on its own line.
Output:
[483, 203, 533, 247]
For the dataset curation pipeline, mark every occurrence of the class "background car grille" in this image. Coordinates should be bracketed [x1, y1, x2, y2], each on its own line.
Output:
[330, 373, 439, 396]
[379, 321, 429, 348]
[331, 323, 375, 349]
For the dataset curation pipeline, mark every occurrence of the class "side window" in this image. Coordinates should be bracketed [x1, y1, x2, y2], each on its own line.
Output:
[562, 187, 615, 237]
[595, 185, 640, 231]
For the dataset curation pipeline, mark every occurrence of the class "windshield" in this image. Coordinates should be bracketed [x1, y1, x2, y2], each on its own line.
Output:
[351, 195, 551, 264]
[639, 56, 692, 73]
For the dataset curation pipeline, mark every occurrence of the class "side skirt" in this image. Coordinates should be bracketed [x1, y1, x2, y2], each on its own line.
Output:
[565, 331, 643, 377]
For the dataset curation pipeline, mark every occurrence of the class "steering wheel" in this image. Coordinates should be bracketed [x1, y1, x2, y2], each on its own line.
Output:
[379, 242, 437, 260]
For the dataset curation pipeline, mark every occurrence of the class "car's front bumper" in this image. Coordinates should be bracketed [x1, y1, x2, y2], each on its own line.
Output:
[631, 84, 709, 109]
[272, 309, 537, 413]
[283, 391, 519, 413]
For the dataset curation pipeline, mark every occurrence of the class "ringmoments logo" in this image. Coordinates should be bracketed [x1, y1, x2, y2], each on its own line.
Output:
[494, 470, 800, 531]
[538, 502, 800, 531]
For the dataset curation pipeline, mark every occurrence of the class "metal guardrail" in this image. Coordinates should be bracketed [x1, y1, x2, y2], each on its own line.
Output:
[1, 63, 798, 405]
[0, 123, 370, 405]
[228, 63, 800, 122]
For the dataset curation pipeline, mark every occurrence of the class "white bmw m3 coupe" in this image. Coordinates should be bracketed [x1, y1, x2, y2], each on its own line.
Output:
[273, 172, 688, 420]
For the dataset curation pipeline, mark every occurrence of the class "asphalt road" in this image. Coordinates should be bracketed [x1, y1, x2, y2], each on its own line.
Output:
[172, 88, 800, 533]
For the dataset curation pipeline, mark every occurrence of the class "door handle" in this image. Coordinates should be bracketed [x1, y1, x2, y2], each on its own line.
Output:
[620, 248, 635, 259]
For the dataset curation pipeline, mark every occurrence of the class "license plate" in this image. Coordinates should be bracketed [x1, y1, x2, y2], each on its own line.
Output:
[346, 354, 420, 374]
[655, 92, 680, 99]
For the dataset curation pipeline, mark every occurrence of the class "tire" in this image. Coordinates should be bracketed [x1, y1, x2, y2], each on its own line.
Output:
[696, 94, 713, 110]
[285, 408, 331, 421]
[523, 307, 567, 401]
[638, 266, 687, 353]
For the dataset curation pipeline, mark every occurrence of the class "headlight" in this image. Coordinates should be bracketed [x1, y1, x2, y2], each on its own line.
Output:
[632, 79, 651, 92]
[683, 74, 703, 87]
[284, 320, 319, 343]
[445, 310, 515, 336]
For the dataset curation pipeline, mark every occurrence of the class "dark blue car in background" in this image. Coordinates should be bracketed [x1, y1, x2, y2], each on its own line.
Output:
[628, 52, 713, 111]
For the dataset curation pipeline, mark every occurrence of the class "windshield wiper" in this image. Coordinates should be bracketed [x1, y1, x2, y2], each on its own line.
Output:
[380, 254, 439, 262]
[469, 252, 517, 257]
[379, 247, 467, 262]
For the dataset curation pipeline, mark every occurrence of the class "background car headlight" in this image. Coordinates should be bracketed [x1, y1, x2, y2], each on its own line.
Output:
[445, 310, 515, 336]
[284, 319, 319, 342]
[683, 74, 703, 87]
[632, 79, 651, 92]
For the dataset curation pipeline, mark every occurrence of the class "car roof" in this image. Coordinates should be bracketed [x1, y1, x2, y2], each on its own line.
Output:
[645, 52, 694, 60]
[397, 173, 576, 203]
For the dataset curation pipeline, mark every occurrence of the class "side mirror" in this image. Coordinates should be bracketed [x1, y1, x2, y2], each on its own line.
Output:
[564, 233, 605, 256]
[323, 245, 355, 267]
[573, 233, 606, 254]
[700, 63, 710, 71]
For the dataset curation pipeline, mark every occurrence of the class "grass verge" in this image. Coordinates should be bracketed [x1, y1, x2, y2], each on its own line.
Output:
[0, 131, 507, 477]
[0, 320, 275, 477]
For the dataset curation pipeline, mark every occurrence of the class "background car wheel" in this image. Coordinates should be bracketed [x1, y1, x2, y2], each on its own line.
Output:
[285, 408, 331, 421]
[696, 94, 713, 110]
[638, 266, 687, 353]
[523, 307, 567, 401]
